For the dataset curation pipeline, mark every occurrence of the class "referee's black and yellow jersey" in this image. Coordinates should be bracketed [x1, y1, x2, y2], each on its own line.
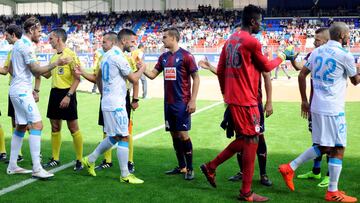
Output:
[50, 47, 80, 89]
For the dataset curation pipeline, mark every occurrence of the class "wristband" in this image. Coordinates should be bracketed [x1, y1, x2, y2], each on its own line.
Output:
[34, 89, 40, 93]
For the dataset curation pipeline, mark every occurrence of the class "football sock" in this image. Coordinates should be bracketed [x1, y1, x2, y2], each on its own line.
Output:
[241, 140, 258, 195]
[88, 136, 116, 163]
[12, 128, 22, 156]
[9, 130, 24, 169]
[172, 136, 186, 168]
[102, 132, 112, 163]
[0, 126, 5, 153]
[182, 138, 193, 170]
[237, 152, 243, 172]
[290, 145, 320, 171]
[117, 141, 130, 177]
[208, 138, 243, 170]
[71, 130, 83, 161]
[29, 129, 42, 171]
[51, 131, 61, 160]
[257, 134, 267, 175]
[328, 158, 342, 192]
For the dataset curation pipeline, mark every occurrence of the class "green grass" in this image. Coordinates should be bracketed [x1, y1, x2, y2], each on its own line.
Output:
[0, 76, 359, 202]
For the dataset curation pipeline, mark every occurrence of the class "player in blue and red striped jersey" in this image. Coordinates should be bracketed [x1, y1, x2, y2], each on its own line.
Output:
[199, 4, 294, 202]
[144, 27, 200, 180]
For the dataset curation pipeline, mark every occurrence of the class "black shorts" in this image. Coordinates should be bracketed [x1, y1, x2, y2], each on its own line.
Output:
[258, 103, 265, 133]
[7, 95, 14, 118]
[47, 88, 78, 120]
[98, 90, 131, 126]
[164, 102, 191, 132]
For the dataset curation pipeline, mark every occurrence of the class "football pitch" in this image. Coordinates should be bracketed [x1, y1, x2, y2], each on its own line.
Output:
[0, 78, 359, 203]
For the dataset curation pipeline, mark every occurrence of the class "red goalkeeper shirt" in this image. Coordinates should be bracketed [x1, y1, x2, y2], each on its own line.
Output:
[217, 30, 282, 106]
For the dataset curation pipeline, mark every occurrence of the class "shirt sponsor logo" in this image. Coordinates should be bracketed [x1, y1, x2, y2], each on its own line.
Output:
[164, 67, 176, 80]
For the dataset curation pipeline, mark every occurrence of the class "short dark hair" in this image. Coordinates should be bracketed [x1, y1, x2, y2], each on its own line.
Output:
[51, 28, 67, 43]
[315, 27, 328, 34]
[163, 27, 180, 42]
[117, 29, 136, 41]
[241, 4, 263, 27]
[104, 31, 118, 43]
[24, 17, 41, 33]
[6, 24, 22, 39]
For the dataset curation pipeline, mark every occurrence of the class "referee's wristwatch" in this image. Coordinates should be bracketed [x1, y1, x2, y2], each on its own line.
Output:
[132, 98, 139, 103]
[66, 92, 73, 98]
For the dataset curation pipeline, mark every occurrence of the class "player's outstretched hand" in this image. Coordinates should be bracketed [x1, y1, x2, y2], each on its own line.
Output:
[186, 100, 196, 114]
[264, 101, 273, 118]
[136, 62, 146, 73]
[73, 64, 83, 79]
[57, 56, 73, 66]
[301, 101, 310, 119]
[32, 90, 39, 103]
[283, 45, 296, 60]
[198, 58, 211, 70]
[278, 45, 296, 61]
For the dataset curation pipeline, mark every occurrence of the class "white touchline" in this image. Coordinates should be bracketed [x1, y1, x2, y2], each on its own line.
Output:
[0, 101, 223, 197]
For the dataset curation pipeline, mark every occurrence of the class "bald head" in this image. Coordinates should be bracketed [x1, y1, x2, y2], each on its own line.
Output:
[329, 22, 350, 46]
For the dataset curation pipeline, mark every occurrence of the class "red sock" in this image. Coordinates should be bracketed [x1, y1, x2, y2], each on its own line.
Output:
[208, 139, 244, 170]
[240, 141, 258, 195]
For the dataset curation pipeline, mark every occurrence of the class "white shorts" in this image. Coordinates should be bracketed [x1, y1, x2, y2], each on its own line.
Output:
[311, 112, 347, 147]
[10, 93, 41, 125]
[103, 108, 129, 137]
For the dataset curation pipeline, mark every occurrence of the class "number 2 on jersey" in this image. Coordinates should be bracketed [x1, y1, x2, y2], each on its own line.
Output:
[313, 56, 336, 83]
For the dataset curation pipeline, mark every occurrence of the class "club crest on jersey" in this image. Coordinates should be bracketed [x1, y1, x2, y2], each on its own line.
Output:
[57, 67, 64, 75]
[252, 114, 260, 132]
[176, 57, 179, 63]
[164, 67, 176, 80]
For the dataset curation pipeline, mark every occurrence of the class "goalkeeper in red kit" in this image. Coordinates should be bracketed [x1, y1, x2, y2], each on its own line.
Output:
[200, 4, 295, 202]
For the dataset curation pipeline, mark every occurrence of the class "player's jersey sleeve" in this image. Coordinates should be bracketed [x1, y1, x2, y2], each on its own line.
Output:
[4, 51, 11, 68]
[114, 55, 131, 77]
[344, 53, 357, 78]
[184, 53, 198, 73]
[304, 52, 314, 71]
[154, 54, 164, 73]
[251, 39, 282, 72]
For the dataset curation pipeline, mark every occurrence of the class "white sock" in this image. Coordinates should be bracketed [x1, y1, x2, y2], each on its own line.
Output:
[8, 132, 24, 169]
[117, 141, 129, 177]
[328, 158, 342, 192]
[29, 133, 42, 172]
[88, 136, 116, 163]
[290, 146, 320, 170]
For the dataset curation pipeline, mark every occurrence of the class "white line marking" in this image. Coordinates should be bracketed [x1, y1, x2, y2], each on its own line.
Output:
[0, 101, 223, 196]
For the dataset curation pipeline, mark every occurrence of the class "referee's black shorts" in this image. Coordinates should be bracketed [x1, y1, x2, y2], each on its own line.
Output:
[47, 88, 78, 121]
[98, 90, 131, 126]
[8, 95, 14, 118]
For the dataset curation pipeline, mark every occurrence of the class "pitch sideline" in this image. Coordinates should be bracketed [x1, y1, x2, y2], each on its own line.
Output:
[0, 101, 223, 197]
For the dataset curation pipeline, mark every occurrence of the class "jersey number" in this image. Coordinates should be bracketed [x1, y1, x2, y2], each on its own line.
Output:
[313, 56, 336, 83]
[225, 43, 242, 68]
[102, 62, 110, 82]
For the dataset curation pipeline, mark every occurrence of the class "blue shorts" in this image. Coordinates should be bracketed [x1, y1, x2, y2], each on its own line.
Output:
[164, 102, 191, 131]
[258, 103, 265, 133]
